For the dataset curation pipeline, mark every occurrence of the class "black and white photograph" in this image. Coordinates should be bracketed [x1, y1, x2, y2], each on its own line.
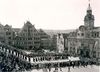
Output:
[0, 0, 99, 72]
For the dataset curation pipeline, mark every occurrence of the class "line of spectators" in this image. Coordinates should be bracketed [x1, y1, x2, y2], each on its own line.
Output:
[0, 52, 32, 72]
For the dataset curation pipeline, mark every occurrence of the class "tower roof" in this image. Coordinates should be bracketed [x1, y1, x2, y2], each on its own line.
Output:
[87, 3, 92, 11]
[87, 0, 92, 10]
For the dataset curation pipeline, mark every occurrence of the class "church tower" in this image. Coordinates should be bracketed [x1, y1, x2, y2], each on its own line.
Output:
[84, 2, 95, 29]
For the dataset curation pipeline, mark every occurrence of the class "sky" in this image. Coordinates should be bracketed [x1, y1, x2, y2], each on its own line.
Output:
[0, 0, 100, 30]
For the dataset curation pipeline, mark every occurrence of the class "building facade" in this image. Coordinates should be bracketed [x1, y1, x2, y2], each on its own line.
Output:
[56, 33, 64, 53]
[14, 21, 40, 50]
[38, 29, 51, 50]
[65, 3, 100, 62]
[0, 24, 6, 43]
[0, 21, 50, 50]
[4, 24, 15, 45]
[51, 34, 57, 51]
[51, 33, 68, 53]
[0, 24, 15, 45]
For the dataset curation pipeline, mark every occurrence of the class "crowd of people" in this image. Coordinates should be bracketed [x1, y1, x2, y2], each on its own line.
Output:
[0, 52, 33, 72]
[0, 43, 97, 72]
[41, 60, 96, 72]
[0, 50, 97, 72]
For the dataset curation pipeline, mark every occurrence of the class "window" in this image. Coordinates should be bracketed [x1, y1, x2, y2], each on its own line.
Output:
[28, 38, 32, 40]
[81, 43, 84, 46]
[93, 51, 96, 58]
[97, 32, 99, 37]
[8, 37, 11, 39]
[78, 33, 80, 36]
[81, 33, 84, 36]
[28, 42, 32, 44]
[24, 42, 27, 44]
[24, 29, 27, 32]
[6, 32, 11, 35]
[95, 33, 97, 37]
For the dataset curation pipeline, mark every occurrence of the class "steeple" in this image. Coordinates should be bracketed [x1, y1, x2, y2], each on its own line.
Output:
[87, 4, 92, 12]
[87, 0, 92, 10]
[84, 0, 94, 29]
[87, 0, 92, 15]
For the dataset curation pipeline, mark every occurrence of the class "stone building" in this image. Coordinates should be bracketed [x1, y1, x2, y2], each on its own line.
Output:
[14, 21, 40, 50]
[51, 33, 68, 53]
[65, 3, 100, 62]
[4, 24, 15, 45]
[0, 21, 51, 50]
[0, 24, 15, 45]
[0, 24, 6, 43]
[51, 34, 57, 51]
[38, 29, 51, 50]
[56, 33, 64, 53]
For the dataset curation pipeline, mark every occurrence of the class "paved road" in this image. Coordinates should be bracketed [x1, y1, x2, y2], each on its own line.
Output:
[30, 65, 100, 72]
